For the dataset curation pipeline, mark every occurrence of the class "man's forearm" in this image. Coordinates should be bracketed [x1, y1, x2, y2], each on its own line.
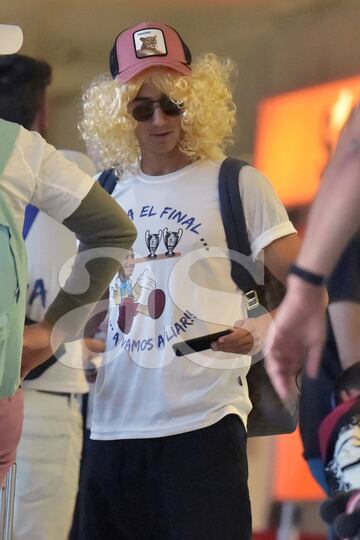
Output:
[297, 166, 360, 276]
[296, 105, 360, 276]
[44, 182, 136, 333]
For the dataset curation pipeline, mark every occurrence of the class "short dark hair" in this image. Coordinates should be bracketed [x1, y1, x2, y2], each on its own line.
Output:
[0, 54, 52, 129]
[334, 362, 360, 405]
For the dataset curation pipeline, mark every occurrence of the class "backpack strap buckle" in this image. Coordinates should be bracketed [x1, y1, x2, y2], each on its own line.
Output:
[244, 289, 260, 311]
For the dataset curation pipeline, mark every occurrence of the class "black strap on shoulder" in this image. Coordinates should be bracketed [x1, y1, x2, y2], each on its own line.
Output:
[218, 157, 263, 317]
[218, 157, 250, 255]
[98, 169, 118, 195]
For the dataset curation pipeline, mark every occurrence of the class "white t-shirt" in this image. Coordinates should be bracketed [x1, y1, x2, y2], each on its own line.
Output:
[22, 150, 96, 394]
[91, 160, 296, 440]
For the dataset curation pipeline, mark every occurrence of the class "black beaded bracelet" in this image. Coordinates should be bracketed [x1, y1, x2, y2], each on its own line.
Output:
[288, 263, 325, 287]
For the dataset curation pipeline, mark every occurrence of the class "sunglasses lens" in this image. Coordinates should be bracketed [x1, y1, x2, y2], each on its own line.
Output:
[131, 102, 154, 122]
[130, 97, 182, 121]
[160, 97, 182, 116]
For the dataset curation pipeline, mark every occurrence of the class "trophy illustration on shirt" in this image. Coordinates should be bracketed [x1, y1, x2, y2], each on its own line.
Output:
[163, 228, 183, 257]
[145, 229, 162, 259]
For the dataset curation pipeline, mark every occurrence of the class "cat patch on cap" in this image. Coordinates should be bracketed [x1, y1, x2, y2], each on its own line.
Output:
[133, 28, 167, 59]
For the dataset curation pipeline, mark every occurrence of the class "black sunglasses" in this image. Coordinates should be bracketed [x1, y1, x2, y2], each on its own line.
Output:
[130, 95, 183, 122]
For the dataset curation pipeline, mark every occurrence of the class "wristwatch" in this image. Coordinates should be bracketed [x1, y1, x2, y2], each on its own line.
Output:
[288, 263, 325, 287]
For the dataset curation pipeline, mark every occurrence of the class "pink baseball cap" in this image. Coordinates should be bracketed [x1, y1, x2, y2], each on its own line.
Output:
[110, 22, 192, 83]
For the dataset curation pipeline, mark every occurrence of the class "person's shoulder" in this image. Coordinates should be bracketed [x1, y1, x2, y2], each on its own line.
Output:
[0, 117, 21, 135]
[237, 163, 277, 203]
[15, 125, 46, 153]
[0, 120, 46, 149]
[238, 164, 271, 186]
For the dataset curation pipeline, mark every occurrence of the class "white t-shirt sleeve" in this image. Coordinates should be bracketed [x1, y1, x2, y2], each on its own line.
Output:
[239, 165, 297, 259]
[27, 130, 95, 222]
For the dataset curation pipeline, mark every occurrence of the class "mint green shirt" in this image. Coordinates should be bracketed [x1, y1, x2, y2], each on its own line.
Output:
[0, 119, 27, 398]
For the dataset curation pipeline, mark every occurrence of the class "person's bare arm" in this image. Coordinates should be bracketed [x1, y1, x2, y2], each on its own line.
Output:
[329, 302, 360, 369]
[263, 233, 301, 284]
[265, 277, 327, 400]
[296, 104, 360, 276]
[265, 105, 360, 400]
[213, 233, 300, 355]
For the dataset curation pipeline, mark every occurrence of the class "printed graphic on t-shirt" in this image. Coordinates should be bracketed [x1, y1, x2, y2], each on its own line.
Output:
[144, 227, 183, 259]
[109, 212, 196, 359]
[112, 255, 166, 335]
[113, 227, 184, 334]
[106, 195, 251, 372]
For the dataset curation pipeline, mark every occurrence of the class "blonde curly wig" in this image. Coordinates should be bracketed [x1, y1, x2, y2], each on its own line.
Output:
[79, 53, 237, 175]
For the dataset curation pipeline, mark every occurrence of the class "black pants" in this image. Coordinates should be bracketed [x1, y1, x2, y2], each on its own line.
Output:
[78, 415, 251, 540]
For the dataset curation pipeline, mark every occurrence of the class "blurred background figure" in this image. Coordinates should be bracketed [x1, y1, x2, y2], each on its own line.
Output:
[0, 52, 96, 540]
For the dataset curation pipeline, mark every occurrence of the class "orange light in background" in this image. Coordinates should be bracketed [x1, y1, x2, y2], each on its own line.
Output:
[254, 76, 360, 207]
[273, 429, 325, 501]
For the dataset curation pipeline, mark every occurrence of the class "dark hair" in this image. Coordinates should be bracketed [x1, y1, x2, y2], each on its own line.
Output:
[0, 54, 52, 129]
[334, 362, 360, 405]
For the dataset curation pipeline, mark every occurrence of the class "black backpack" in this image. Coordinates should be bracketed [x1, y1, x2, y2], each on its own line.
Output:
[98, 158, 299, 436]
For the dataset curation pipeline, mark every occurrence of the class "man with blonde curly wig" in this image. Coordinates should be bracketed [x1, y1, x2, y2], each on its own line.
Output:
[78, 22, 300, 540]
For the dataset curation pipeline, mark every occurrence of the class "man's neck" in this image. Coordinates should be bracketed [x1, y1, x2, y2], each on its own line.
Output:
[140, 151, 193, 176]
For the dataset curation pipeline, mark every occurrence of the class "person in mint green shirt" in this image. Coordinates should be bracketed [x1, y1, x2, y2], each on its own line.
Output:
[0, 24, 136, 486]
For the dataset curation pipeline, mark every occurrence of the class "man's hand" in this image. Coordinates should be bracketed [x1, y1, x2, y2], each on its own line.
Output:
[264, 276, 328, 401]
[211, 312, 273, 355]
[82, 337, 105, 383]
[21, 320, 57, 379]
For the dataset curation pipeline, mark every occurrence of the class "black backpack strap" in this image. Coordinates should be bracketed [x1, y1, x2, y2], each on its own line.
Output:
[218, 157, 263, 317]
[98, 168, 118, 195]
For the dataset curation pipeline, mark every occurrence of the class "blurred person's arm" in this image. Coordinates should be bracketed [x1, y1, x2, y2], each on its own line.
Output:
[329, 303, 360, 369]
[265, 105, 360, 400]
[295, 104, 360, 276]
[328, 234, 360, 369]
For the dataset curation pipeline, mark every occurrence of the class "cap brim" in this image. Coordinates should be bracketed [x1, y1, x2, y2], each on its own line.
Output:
[0, 25, 23, 55]
[117, 58, 191, 84]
